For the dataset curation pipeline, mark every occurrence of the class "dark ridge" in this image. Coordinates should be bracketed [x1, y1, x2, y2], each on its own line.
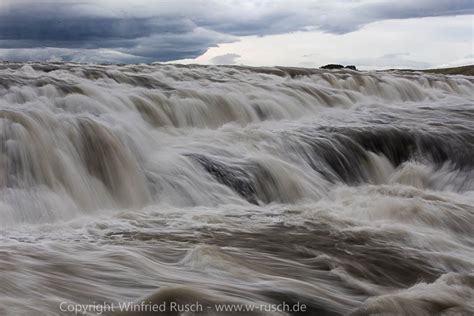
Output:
[187, 154, 259, 205]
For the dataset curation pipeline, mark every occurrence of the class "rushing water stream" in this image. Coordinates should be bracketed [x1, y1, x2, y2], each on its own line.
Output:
[0, 62, 473, 315]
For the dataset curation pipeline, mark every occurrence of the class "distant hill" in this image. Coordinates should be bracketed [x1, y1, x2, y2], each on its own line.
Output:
[393, 65, 474, 76]
[421, 65, 474, 76]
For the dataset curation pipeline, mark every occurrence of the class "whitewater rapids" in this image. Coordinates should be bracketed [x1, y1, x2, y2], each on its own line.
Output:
[0, 62, 473, 315]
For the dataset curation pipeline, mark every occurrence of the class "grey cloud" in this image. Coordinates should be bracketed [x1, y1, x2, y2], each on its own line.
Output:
[313, 0, 474, 34]
[0, 0, 472, 63]
[358, 0, 474, 20]
[122, 28, 236, 61]
[0, 48, 149, 64]
[210, 53, 241, 65]
[381, 53, 411, 59]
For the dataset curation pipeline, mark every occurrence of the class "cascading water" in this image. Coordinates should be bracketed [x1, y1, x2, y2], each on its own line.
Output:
[0, 62, 473, 315]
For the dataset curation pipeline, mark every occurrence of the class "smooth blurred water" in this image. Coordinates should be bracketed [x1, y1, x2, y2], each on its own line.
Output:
[0, 63, 473, 315]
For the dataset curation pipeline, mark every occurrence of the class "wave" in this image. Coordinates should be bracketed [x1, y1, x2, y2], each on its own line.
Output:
[0, 62, 473, 315]
[1, 63, 473, 224]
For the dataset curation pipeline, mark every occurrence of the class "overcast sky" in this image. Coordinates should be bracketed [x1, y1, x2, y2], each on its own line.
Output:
[0, 0, 472, 69]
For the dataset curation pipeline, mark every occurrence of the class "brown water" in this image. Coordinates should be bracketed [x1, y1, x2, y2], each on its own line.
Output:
[0, 63, 473, 315]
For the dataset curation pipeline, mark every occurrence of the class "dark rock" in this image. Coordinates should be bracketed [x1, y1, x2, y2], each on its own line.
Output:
[320, 64, 358, 71]
[320, 64, 344, 70]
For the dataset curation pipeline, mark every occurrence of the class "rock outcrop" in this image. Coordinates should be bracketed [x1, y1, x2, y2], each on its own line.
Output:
[320, 64, 357, 71]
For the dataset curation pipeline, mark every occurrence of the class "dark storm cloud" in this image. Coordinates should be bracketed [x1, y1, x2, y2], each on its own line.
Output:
[318, 0, 474, 34]
[0, 0, 472, 63]
[0, 2, 193, 43]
